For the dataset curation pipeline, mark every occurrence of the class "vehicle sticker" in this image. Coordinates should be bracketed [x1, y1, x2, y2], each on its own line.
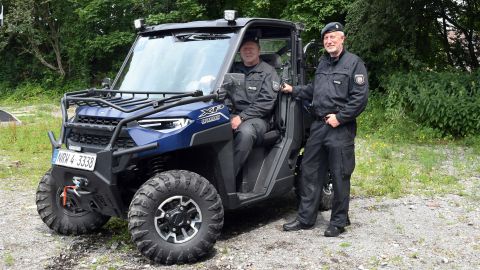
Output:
[199, 112, 229, 125]
[201, 114, 221, 124]
[199, 104, 225, 117]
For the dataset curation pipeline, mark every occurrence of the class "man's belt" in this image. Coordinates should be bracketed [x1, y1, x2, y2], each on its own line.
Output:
[311, 114, 330, 122]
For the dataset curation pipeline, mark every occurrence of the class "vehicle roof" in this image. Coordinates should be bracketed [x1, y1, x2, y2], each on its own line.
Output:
[142, 18, 301, 34]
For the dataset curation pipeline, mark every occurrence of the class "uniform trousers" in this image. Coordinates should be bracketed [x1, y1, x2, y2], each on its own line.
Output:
[233, 118, 268, 177]
[297, 120, 356, 227]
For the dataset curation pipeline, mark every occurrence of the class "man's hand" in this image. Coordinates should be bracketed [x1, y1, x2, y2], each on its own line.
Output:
[231, 115, 242, 130]
[281, 83, 293, 93]
[325, 114, 340, 128]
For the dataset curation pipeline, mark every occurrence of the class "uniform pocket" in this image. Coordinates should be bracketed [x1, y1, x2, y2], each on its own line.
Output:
[333, 72, 349, 98]
[341, 145, 355, 177]
[246, 79, 262, 100]
[245, 73, 265, 100]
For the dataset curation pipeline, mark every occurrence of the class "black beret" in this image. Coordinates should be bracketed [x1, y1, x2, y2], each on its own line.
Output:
[241, 35, 260, 47]
[321, 22, 344, 39]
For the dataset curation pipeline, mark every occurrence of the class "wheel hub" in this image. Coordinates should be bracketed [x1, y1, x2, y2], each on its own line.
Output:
[154, 196, 202, 244]
[166, 207, 188, 227]
[56, 187, 85, 215]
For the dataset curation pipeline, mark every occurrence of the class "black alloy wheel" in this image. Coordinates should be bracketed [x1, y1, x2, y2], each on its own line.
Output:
[128, 170, 224, 264]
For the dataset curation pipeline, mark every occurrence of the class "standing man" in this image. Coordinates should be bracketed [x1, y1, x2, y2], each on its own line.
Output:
[282, 22, 368, 237]
[228, 37, 280, 177]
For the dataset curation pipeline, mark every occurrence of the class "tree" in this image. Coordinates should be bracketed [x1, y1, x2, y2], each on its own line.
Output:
[2, 0, 72, 77]
[282, 0, 350, 41]
[346, 0, 479, 77]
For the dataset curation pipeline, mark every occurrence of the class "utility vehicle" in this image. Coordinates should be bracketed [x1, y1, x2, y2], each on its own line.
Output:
[36, 11, 332, 264]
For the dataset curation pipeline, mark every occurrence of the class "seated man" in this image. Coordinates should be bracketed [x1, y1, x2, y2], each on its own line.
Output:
[228, 37, 281, 177]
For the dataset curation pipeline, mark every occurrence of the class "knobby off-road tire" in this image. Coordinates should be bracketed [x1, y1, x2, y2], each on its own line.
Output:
[36, 170, 110, 235]
[128, 170, 224, 264]
[294, 156, 333, 212]
[318, 183, 333, 211]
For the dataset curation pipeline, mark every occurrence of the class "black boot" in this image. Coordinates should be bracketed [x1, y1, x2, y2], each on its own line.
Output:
[324, 225, 345, 237]
[282, 219, 314, 231]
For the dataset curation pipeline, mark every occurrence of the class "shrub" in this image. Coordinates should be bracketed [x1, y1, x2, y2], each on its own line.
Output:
[382, 70, 480, 137]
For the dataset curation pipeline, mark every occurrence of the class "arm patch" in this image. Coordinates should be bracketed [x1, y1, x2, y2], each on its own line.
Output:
[272, 81, 280, 91]
[354, 74, 365, 86]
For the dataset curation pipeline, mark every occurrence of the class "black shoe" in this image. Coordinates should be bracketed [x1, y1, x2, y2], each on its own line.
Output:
[324, 225, 345, 237]
[283, 219, 314, 231]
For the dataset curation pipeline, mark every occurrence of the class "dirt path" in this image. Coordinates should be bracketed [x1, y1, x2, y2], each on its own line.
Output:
[1, 185, 479, 270]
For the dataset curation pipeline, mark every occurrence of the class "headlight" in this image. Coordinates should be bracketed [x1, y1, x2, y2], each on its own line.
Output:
[138, 118, 192, 133]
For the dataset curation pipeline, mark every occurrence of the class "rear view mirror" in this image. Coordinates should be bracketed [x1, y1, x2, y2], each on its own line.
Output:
[222, 73, 245, 92]
[1, 5, 4, 27]
[217, 73, 245, 101]
[303, 40, 322, 77]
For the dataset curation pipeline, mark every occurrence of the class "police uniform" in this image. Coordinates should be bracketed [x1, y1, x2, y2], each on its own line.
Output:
[292, 24, 369, 231]
[230, 60, 280, 176]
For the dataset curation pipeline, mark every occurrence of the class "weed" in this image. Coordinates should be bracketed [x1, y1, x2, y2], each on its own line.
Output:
[390, 255, 403, 265]
[4, 252, 14, 266]
[90, 255, 111, 270]
[104, 218, 134, 250]
[395, 224, 405, 234]
[221, 246, 229, 255]
[339, 242, 351, 248]
[409, 252, 419, 259]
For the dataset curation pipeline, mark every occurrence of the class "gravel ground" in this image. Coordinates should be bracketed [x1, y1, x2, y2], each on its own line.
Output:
[1, 183, 479, 270]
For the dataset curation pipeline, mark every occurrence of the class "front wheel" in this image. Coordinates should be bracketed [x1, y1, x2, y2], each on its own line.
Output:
[36, 170, 110, 235]
[128, 170, 224, 264]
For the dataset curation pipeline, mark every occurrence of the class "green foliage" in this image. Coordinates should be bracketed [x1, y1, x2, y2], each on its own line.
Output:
[282, 0, 349, 41]
[383, 70, 480, 137]
[357, 93, 445, 143]
[147, 0, 206, 24]
[346, 0, 479, 88]
[0, 79, 88, 105]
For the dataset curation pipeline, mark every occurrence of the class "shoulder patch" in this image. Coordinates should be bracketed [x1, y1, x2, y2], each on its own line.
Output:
[354, 74, 365, 86]
[272, 81, 280, 92]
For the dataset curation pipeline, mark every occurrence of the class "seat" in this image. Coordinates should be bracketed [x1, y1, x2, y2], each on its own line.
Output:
[260, 53, 282, 69]
[256, 54, 285, 147]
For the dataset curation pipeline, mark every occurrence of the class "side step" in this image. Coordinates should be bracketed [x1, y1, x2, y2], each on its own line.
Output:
[237, 192, 259, 201]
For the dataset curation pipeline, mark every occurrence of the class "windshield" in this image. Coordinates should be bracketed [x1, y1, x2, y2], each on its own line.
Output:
[113, 31, 235, 95]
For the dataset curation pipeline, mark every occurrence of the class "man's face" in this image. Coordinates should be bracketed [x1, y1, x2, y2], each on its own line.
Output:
[323, 31, 345, 57]
[240, 41, 260, 66]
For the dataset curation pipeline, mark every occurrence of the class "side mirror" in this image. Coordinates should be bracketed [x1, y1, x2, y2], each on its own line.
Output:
[101, 78, 112, 89]
[303, 40, 322, 76]
[222, 73, 245, 91]
[1, 5, 4, 27]
[217, 73, 245, 101]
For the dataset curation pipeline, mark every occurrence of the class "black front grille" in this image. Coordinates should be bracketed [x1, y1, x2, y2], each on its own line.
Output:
[76, 116, 120, 126]
[68, 132, 136, 149]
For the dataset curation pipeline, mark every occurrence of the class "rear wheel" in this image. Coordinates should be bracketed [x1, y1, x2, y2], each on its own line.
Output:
[128, 170, 223, 264]
[36, 170, 110, 235]
[294, 155, 333, 211]
[319, 182, 333, 211]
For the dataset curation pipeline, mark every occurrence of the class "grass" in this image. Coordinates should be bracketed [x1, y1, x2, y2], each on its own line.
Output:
[0, 104, 61, 190]
[352, 137, 475, 198]
[351, 94, 480, 199]
[0, 97, 479, 199]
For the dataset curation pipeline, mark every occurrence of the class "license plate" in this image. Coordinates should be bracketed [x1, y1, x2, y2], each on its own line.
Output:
[52, 149, 97, 171]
